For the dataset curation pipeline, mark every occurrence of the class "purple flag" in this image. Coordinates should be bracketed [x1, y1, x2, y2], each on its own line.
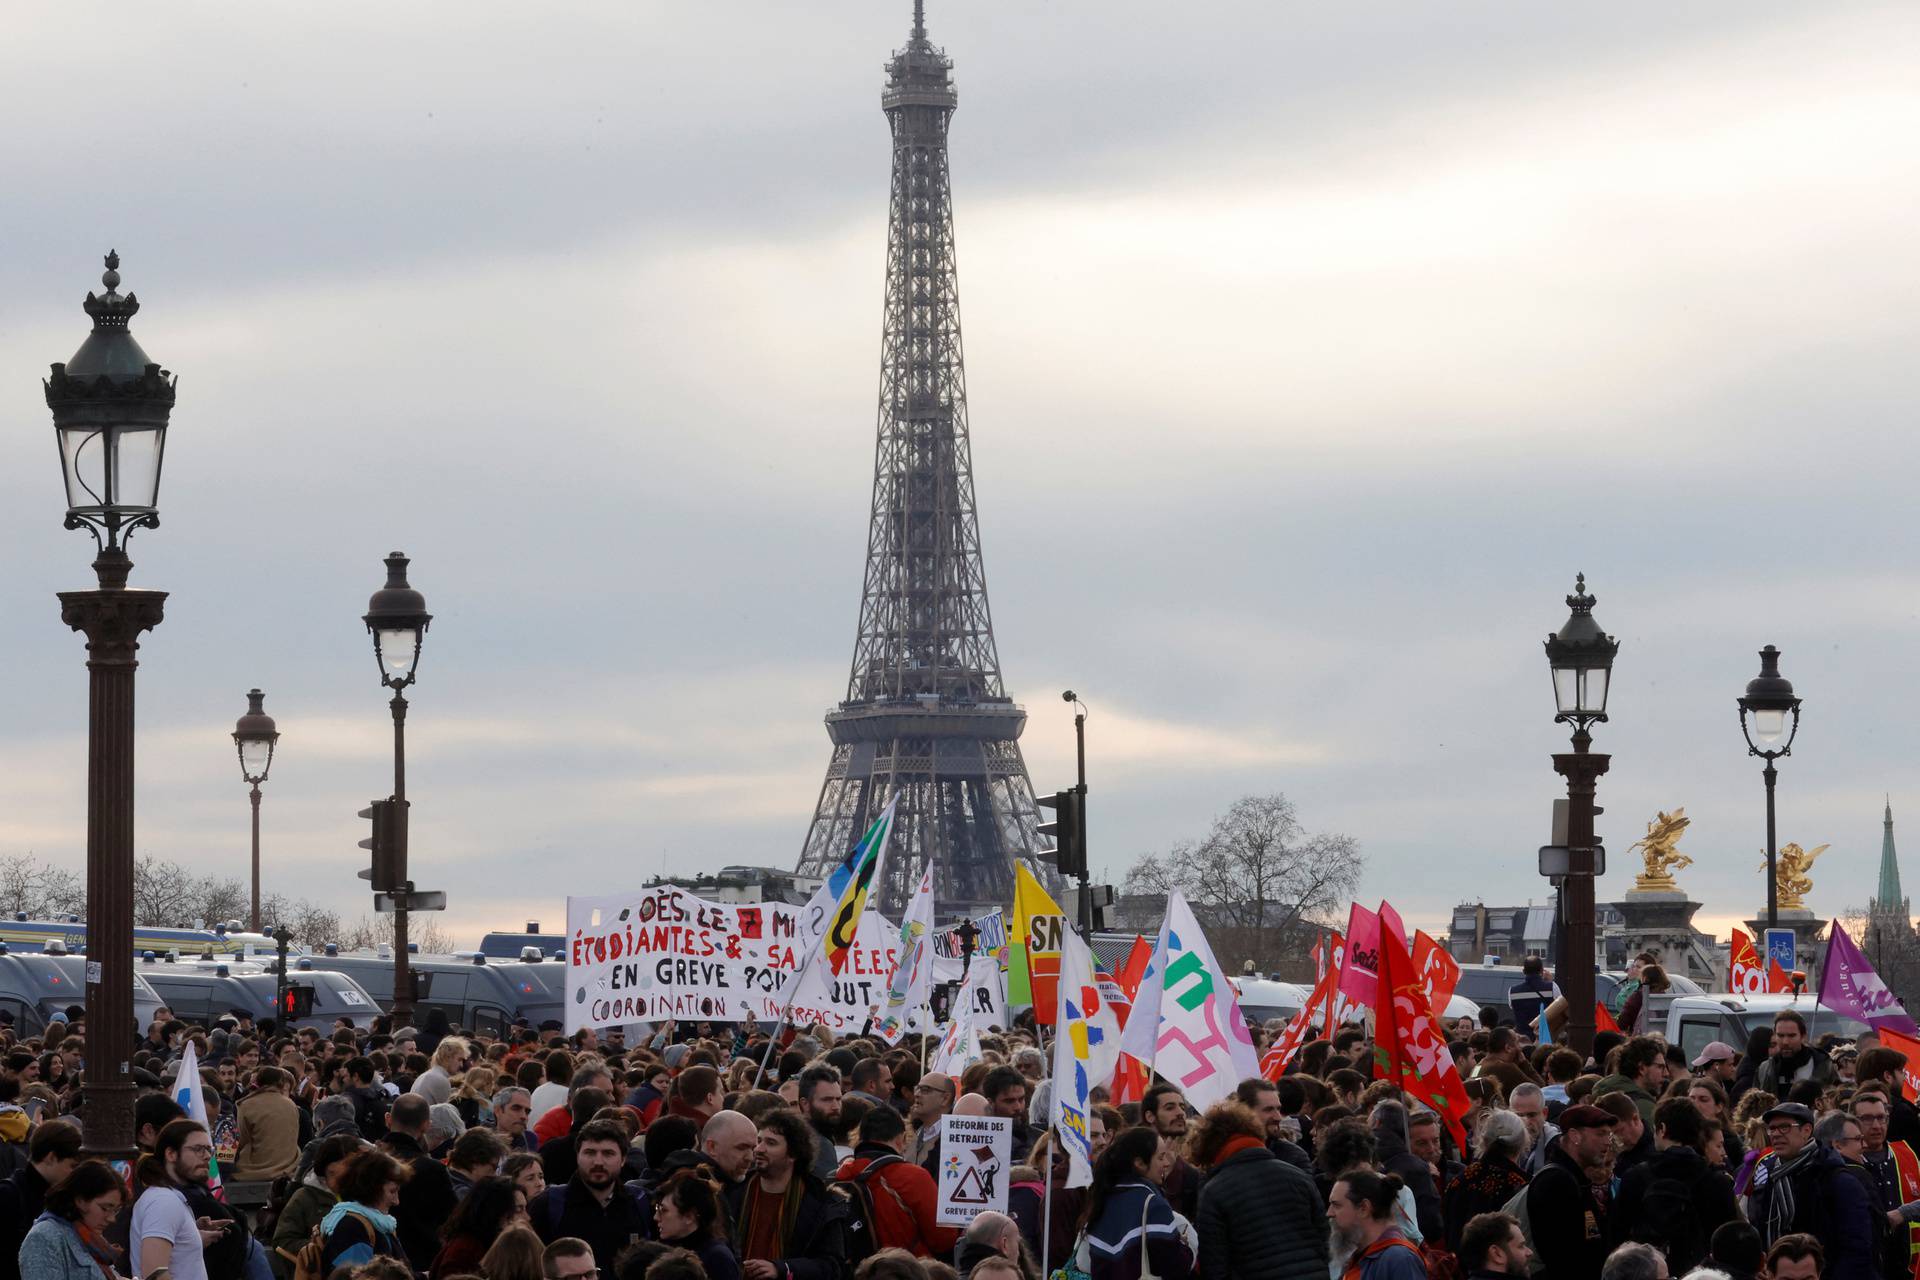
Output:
[1819, 923, 1919, 1036]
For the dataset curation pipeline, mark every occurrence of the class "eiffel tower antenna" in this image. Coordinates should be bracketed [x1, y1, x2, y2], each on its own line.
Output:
[796, 9, 1057, 917]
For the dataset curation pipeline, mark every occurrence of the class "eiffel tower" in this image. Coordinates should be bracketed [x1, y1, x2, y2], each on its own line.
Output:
[796, 3, 1058, 918]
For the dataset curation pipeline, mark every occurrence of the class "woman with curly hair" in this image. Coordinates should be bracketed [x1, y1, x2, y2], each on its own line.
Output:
[1440, 1109, 1529, 1251]
[1730, 1089, 1777, 1195]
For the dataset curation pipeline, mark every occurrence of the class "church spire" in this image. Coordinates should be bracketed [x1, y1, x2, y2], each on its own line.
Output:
[1877, 797, 1907, 914]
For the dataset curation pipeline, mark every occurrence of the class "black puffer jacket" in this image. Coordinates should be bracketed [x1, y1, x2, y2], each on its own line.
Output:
[1195, 1145, 1328, 1280]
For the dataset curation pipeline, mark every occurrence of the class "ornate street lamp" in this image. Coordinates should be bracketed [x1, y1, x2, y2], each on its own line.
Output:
[364, 553, 430, 1021]
[1738, 645, 1802, 932]
[232, 689, 280, 933]
[1543, 573, 1619, 1058]
[46, 252, 175, 1159]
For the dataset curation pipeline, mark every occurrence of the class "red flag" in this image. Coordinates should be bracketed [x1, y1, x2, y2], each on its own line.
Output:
[1768, 957, 1793, 994]
[1315, 932, 1348, 1038]
[1413, 931, 1461, 1009]
[1108, 938, 1155, 1105]
[1262, 960, 1336, 1081]
[1729, 929, 1768, 995]
[1876, 1027, 1920, 1103]
[1115, 935, 1152, 1000]
[1341, 904, 1382, 1009]
[1413, 931, 1462, 1042]
[1375, 929, 1473, 1151]
[1379, 901, 1409, 959]
[1595, 1002, 1621, 1033]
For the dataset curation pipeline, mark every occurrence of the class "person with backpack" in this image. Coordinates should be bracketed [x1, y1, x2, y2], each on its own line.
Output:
[1612, 1096, 1736, 1275]
[1330, 1170, 1428, 1280]
[834, 1104, 959, 1259]
[319, 1147, 411, 1271]
[1521, 1104, 1619, 1280]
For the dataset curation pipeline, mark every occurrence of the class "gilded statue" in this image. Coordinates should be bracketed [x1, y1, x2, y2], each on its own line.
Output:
[1628, 808, 1693, 891]
[1763, 841, 1828, 911]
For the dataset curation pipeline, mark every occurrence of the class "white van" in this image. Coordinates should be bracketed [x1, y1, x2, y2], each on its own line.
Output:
[1233, 977, 1480, 1029]
[1662, 993, 1868, 1064]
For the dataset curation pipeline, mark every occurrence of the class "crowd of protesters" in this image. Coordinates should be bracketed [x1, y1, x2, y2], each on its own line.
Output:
[0, 946, 1916, 1280]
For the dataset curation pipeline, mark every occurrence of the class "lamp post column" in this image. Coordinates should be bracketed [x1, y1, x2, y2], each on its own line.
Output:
[61, 549, 165, 1160]
[390, 690, 412, 1024]
[1764, 761, 1779, 933]
[1553, 731, 1608, 1061]
[249, 782, 262, 933]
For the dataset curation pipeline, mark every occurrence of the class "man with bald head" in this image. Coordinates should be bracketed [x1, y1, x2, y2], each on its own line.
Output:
[958, 1211, 1026, 1280]
[700, 1110, 759, 1185]
[911, 1072, 955, 1173]
[955, 1093, 990, 1117]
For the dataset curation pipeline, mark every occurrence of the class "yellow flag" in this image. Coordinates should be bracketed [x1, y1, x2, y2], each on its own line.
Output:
[1009, 864, 1068, 1023]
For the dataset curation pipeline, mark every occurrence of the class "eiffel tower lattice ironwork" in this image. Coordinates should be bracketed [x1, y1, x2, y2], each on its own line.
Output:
[796, 3, 1059, 919]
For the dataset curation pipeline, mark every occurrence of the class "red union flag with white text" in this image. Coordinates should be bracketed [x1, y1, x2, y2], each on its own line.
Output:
[1376, 928, 1472, 1150]
[1728, 928, 1768, 995]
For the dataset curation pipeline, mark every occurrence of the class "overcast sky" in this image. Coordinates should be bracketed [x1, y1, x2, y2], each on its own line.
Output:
[1, 2, 1916, 950]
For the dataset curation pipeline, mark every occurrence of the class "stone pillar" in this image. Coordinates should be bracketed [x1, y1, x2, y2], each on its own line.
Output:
[1617, 889, 1709, 983]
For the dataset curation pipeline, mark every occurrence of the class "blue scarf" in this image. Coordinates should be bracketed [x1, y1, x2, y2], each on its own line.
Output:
[320, 1200, 399, 1236]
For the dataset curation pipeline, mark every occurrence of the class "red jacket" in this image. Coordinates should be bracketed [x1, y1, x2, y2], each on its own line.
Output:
[836, 1147, 960, 1257]
[533, 1105, 574, 1145]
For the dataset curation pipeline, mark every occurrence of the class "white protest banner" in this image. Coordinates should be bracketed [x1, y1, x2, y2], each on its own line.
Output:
[565, 886, 807, 1033]
[770, 907, 900, 1036]
[960, 956, 1007, 1030]
[936, 1114, 1012, 1227]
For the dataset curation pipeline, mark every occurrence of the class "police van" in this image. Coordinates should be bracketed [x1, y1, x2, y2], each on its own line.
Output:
[0, 952, 165, 1036]
[136, 956, 379, 1031]
[289, 949, 566, 1037]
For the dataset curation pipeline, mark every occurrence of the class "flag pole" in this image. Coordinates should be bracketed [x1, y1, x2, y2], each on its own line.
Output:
[1040, 1135, 1054, 1280]
[753, 946, 818, 1091]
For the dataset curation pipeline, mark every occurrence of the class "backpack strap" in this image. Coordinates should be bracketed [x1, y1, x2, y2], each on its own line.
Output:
[854, 1155, 904, 1186]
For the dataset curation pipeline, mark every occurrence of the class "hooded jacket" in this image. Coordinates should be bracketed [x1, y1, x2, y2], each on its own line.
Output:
[1370, 1107, 1443, 1243]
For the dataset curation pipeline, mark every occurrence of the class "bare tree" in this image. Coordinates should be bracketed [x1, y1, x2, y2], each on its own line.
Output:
[1123, 793, 1361, 973]
[132, 854, 200, 928]
[7, 850, 449, 955]
[336, 913, 455, 955]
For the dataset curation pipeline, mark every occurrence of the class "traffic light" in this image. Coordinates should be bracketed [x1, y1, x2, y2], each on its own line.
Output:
[280, 985, 315, 1020]
[1036, 787, 1086, 879]
[357, 799, 399, 890]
